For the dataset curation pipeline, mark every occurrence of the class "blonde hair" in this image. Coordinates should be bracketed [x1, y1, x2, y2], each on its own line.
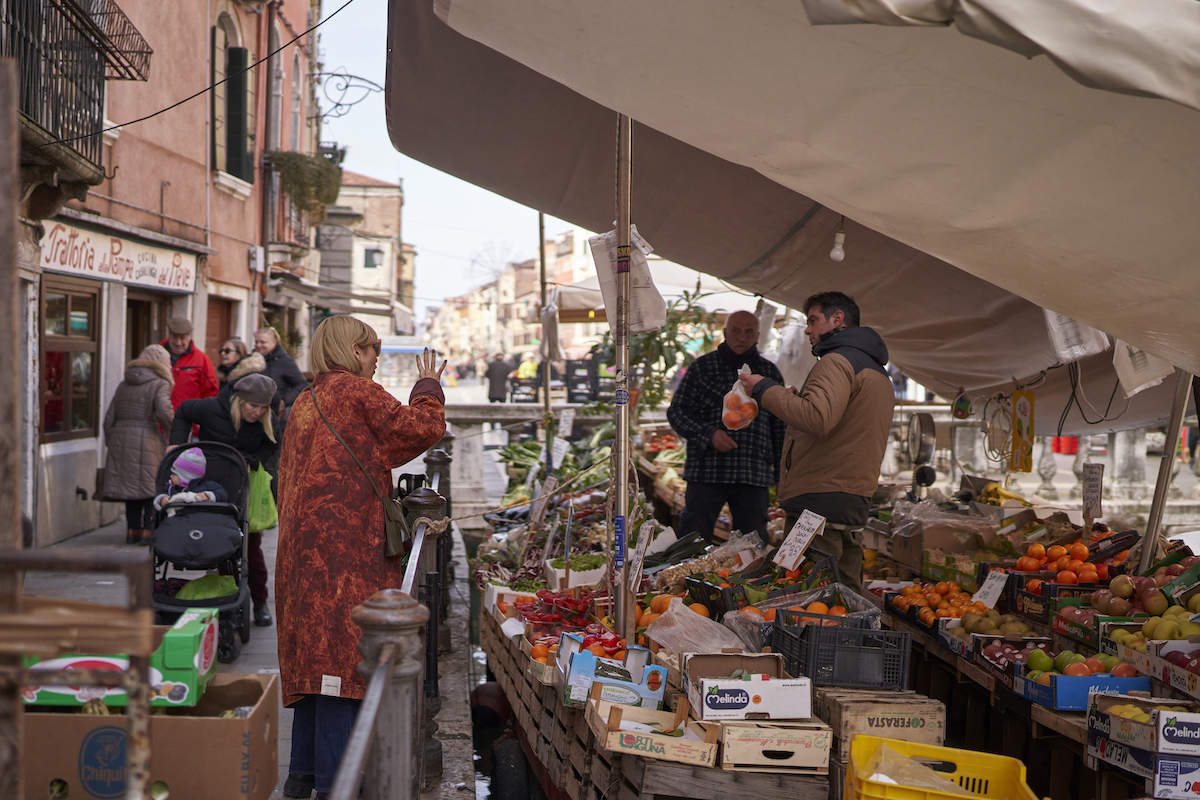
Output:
[230, 395, 277, 443]
[254, 327, 280, 345]
[310, 316, 377, 375]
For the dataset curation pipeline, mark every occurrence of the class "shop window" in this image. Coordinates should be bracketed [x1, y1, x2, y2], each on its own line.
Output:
[41, 278, 100, 441]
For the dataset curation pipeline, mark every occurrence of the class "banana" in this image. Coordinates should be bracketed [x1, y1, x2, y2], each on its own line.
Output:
[81, 698, 111, 715]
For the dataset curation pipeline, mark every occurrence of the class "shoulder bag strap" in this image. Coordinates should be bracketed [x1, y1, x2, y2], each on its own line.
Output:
[308, 385, 390, 506]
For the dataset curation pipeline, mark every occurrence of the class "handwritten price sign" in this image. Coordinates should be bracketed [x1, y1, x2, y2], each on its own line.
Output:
[773, 510, 826, 571]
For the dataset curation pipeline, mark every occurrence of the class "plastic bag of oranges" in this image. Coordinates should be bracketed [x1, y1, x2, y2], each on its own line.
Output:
[722, 364, 759, 431]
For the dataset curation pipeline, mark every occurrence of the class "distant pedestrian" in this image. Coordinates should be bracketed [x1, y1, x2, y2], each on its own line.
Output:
[216, 337, 265, 387]
[103, 344, 174, 545]
[486, 353, 513, 402]
[161, 317, 219, 410]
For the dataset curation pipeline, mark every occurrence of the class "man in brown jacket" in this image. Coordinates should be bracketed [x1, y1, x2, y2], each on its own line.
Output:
[739, 292, 894, 592]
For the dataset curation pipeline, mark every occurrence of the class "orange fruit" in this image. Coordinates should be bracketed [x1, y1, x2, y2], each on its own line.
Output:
[1047, 545, 1067, 560]
[690, 603, 711, 618]
[785, 568, 802, 580]
[587, 645, 607, 656]
[497, 601, 509, 615]
[534, 656, 547, 664]
[935, 582, 949, 595]
[744, 606, 765, 619]
[635, 605, 644, 624]
[1026, 579, 1044, 594]
[806, 601, 829, 615]
[650, 595, 672, 614]
[717, 569, 732, 578]
[1027, 543, 1046, 560]
[893, 596, 911, 612]
[612, 650, 626, 661]
[763, 608, 777, 622]
[719, 582, 733, 588]
[924, 593, 942, 607]
[1067, 559, 1085, 574]
[1057, 570, 1079, 585]
[1069, 542, 1090, 561]
[530, 644, 549, 659]
[828, 605, 847, 616]
[1078, 570, 1099, 585]
[1056, 555, 1072, 572]
[900, 585, 918, 597]
[641, 612, 659, 626]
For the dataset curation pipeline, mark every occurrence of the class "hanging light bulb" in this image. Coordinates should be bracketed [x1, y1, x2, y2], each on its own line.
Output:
[829, 217, 846, 262]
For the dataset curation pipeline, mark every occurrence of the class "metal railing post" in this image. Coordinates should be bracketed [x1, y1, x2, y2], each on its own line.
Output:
[424, 447, 453, 654]
[401, 486, 447, 789]
[350, 589, 429, 800]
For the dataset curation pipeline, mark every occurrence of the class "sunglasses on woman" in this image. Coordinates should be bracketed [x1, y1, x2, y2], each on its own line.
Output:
[371, 340, 381, 356]
[219, 348, 238, 355]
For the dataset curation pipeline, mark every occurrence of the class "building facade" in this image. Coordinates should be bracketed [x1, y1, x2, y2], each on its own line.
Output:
[8, 0, 328, 545]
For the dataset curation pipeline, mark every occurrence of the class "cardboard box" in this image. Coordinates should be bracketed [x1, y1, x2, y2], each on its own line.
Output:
[483, 585, 539, 614]
[557, 633, 666, 709]
[21, 673, 278, 800]
[1153, 755, 1200, 799]
[1088, 727, 1200, 799]
[683, 652, 812, 721]
[890, 517, 996, 573]
[1087, 727, 1157, 781]
[718, 719, 832, 773]
[544, 559, 606, 590]
[1012, 670, 1150, 710]
[586, 695, 718, 768]
[1088, 693, 1200, 756]
[22, 608, 219, 707]
[814, 688, 944, 762]
[519, 636, 559, 686]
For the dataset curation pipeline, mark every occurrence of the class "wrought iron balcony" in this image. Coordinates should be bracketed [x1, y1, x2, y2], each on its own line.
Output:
[3, 0, 151, 181]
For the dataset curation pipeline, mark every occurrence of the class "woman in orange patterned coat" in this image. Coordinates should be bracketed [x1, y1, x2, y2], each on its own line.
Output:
[275, 316, 446, 799]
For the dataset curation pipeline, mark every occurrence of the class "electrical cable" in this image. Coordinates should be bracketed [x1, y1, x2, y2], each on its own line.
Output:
[1056, 360, 1128, 435]
[27, 0, 360, 151]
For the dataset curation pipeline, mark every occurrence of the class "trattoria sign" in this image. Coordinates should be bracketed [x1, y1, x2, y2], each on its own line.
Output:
[40, 221, 197, 293]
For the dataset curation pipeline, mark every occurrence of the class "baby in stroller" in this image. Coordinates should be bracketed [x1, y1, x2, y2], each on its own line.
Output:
[153, 446, 227, 512]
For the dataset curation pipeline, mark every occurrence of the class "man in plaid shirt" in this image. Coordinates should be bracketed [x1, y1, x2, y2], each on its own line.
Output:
[667, 311, 787, 543]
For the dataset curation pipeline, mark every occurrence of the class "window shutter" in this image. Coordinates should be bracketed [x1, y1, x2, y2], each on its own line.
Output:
[226, 47, 254, 182]
[244, 51, 256, 184]
[212, 27, 227, 173]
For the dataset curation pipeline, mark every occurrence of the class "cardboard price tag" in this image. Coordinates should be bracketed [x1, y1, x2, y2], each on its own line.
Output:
[628, 523, 654, 592]
[975, 570, 1009, 609]
[772, 510, 826, 571]
[524, 448, 546, 489]
[532, 477, 558, 525]
[1082, 463, 1104, 520]
[559, 407, 575, 437]
[551, 437, 570, 470]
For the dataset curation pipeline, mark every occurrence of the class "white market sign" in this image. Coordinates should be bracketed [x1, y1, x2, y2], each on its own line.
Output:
[40, 221, 197, 293]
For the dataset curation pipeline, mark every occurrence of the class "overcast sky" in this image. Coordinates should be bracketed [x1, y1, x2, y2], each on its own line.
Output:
[317, 0, 574, 326]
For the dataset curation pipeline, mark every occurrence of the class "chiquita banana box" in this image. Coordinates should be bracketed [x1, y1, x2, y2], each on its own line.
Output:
[22, 607, 219, 707]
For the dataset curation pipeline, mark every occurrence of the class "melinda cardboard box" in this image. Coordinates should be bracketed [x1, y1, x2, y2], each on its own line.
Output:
[22, 673, 278, 800]
[683, 652, 812, 721]
[1087, 692, 1200, 756]
[22, 608, 219, 707]
[1088, 727, 1200, 799]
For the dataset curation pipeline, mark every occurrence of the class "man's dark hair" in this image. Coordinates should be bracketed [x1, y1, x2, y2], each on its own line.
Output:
[803, 291, 860, 327]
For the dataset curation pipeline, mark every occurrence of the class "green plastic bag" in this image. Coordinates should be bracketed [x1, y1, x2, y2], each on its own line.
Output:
[247, 464, 277, 532]
[176, 574, 238, 600]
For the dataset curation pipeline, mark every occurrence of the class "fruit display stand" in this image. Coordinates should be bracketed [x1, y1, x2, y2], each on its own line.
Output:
[479, 604, 831, 800]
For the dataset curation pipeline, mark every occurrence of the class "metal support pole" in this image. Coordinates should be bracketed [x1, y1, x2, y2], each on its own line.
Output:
[538, 212, 555, 489]
[350, 589, 429, 800]
[1139, 368, 1194, 575]
[614, 115, 634, 643]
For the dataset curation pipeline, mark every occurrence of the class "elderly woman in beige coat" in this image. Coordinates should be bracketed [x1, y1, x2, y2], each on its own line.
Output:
[103, 344, 175, 544]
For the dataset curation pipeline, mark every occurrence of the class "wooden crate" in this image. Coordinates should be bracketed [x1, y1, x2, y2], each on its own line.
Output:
[590, 749, 829, 800]
[828, 757, 846, 800]
[814, 688, 945, 762]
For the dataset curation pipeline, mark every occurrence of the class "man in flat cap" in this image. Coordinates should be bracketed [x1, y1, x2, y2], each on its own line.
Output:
[161, 317, 219, 410]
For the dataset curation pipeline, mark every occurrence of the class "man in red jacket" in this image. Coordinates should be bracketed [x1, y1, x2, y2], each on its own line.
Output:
[161, 317, 219, 409]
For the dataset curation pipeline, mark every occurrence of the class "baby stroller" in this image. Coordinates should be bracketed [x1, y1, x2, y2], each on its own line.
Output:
[150, 441, 252, 663]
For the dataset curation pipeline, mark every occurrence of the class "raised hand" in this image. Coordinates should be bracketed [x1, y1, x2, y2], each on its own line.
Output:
[417, 348, 447, 381]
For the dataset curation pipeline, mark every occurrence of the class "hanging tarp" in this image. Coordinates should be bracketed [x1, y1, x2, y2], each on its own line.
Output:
[385, 0, 1200, 432]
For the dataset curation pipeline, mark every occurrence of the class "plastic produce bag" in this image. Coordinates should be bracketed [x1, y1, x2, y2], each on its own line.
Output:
[723, 582, 882, 651]
[644, 596, 745, 654]
[865, 744, 974, 797]
[247, 464, 277, 533]
[722, 364, 759, 431]
[176, 574, 238, 600]
[709, 531, 766, 568]
[1112, 338, 1175, 398]
[589, 225, 666, 333]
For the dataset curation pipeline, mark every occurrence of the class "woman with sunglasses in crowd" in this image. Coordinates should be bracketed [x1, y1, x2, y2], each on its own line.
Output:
[216, 337, 265, 387]
[274, 315, 446, 800]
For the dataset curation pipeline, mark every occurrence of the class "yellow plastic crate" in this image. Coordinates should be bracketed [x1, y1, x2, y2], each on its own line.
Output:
[846, 735, 1038, 800]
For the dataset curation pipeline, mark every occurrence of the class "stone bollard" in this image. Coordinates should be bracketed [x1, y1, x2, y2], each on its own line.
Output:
[424, 448, 453, 654]
[401, 487, 446, 789]
[352, 589, 430, 800]
[1036, 437, 1059, 500]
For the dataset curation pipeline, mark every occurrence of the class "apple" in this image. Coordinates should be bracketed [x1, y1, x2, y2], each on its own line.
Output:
[1181, 556, 1200, 568]
[1092, 590, 1113, 613]
[1167, 564, 1186, 577]
[1108, 597, 1134, 617]
[1028, 648, 1055, 672]
[1185, 657, 1200, 675]
[1155, 574, 1175, 588]
[1145, 591, 1171, 617]
[1110, 575, 1136, 599]
[1055, 650, 1077, 672]
[1166, 651, 1191, 666]
[1112, 662, 1139, 678]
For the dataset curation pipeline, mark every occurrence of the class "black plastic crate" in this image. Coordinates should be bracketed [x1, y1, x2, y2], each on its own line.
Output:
[772, 624, 911, 689]
[684, 556, 839, 620]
